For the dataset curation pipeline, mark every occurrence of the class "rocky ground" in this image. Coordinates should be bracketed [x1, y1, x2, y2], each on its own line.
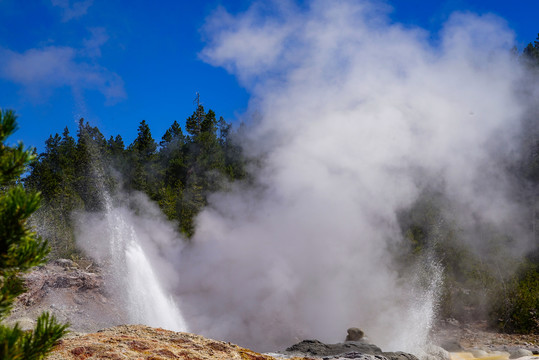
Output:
[46, 324, 314, 360]
[432, 321, 539, 355]
[43, 325, 537, 360]
[3, 259, 539, 360]
[4, 258, 127, 332]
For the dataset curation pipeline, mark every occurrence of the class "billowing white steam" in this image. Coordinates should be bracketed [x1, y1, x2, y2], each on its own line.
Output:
[175, 0, 530, 352]
[73, 0, 534, 355]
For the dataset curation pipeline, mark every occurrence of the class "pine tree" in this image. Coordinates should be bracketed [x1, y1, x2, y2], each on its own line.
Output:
[131, 120, 157, 158]
[25, 134, 62, 201]
[75, 119, 108, 211]
[23, 127, 84, 259]
[157, 121, 187, 224]
[159, 121, 186, 187]
[522, 33, 539, 67]
[185, 105, 205, 138]
[128, 120, 159, 196]
[0, 109, 68, 359]
[106, 134, 127, 187]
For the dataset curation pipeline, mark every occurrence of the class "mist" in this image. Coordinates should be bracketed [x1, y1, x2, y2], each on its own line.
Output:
[75, 191, 189, 332]
[70, 0, 536, 355]
[176, 0, 532, 352]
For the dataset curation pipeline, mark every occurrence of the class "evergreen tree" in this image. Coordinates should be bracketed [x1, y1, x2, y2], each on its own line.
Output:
[522, 33, 539, 67]
[107, 135, 125, 158]
[25, 134, 63, 201]
[0, 109, 68, 359]
[57, 127, 79, 201]
[75, 118, 109, 211]
[219, 116, 247, 180]
[179, 173, 205, 238]
[156, 121, 187, 225]
[185, 105, 205, 138]
[131, 120, 157, 158]
[159, 121, 186, 187]
[127, 120, 159, 196]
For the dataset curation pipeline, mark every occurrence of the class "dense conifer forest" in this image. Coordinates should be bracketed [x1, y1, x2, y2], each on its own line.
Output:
[24, 104, 247, 245]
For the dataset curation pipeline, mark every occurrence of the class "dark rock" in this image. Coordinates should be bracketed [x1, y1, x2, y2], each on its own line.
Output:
[286, 339, 331, 355]
[381, 351, 419, 360]
[324, 352, 388, 360]
[346, 328, 365, 341]
[285, 337, 419, 360]
[286, 339, 382, 357]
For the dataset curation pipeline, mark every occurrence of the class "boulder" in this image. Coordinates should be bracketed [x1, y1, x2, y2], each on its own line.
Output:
[509, 348, 533, 359]
[346, 328, 365, 341]
[286, 339, 383, 357]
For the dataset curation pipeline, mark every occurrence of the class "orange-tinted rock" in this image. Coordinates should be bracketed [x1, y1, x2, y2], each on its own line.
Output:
[45, 324, 315, 360]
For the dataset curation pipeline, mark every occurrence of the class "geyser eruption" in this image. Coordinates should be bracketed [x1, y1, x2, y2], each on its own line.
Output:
[76, 191, 188, 332]
[66, 0, 536, 355]
[168, 0, 532, 353]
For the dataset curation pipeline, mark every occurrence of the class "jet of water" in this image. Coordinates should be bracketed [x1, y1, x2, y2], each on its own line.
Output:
[77, 190, 189, 332]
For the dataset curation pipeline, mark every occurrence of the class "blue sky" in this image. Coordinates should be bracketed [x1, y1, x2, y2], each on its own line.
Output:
[0, 0, 537, 152]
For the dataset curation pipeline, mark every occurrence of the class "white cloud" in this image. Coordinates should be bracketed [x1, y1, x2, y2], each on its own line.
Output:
[51, 0, 93, 21]
[199, 4, 296, 83]
[82, 27, 109, 58]
[0, 43, 126, 104]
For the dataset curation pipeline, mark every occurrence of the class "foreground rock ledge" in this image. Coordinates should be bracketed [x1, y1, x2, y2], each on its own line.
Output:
[47, 324, 313, 360]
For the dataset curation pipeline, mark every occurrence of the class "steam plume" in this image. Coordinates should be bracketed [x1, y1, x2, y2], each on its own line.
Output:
[174, 0, 531, 352]
[68, 0, 537, 354]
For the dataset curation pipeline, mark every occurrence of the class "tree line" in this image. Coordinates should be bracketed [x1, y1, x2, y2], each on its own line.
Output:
[24, 104, 247, 258]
